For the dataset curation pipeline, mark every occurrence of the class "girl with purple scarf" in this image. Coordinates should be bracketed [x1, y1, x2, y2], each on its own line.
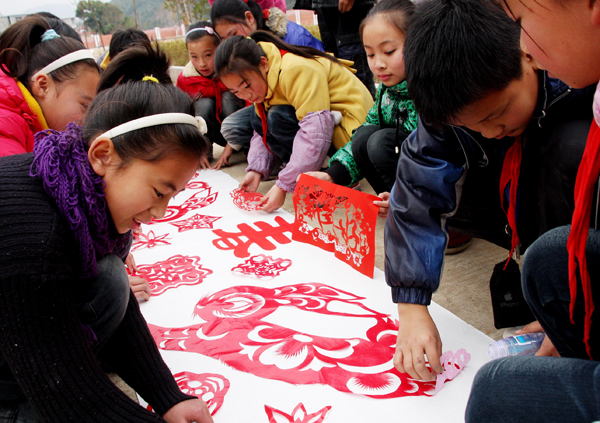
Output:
[0, 63, 214, 421]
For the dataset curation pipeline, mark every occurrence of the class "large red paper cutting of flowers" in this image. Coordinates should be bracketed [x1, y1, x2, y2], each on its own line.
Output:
[137, 255, 213, 296]
[292, 174, 379, 278]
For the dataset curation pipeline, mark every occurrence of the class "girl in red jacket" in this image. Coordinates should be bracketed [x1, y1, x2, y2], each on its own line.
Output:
[177, 21, 245, 168]
[0, 15, 100, 157]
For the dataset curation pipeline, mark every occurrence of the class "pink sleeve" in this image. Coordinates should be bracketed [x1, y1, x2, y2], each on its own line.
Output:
[275, 110, 334, 192]
[246, 130, 277, 180]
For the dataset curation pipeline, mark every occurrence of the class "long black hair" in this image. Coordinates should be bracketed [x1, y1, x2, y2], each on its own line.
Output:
[210, 0, 267, 31]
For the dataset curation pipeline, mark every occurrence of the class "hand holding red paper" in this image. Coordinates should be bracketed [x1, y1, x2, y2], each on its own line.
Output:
[374, 192, 390, 218]
[395, 303, 443, 381]
[162, 398, 213, 423]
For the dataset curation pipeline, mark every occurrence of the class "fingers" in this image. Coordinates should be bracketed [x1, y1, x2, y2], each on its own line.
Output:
[129, 276, 151, 302]
[125, 253, 139, 273]
[199, 156, 210, 170]
[535, 335, 559, 357]
[516, 320, 543, 335]
[373, 200, 389, 218]
[212, 156, 231, 170]
[425, 342, 443, 376]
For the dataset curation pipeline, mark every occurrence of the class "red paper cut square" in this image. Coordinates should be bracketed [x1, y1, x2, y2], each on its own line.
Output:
[292, 174, 380, 278]
[137, 254, 213, 296]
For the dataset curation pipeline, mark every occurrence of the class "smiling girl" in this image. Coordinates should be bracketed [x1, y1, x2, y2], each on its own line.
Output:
[0, 15, 99, 156]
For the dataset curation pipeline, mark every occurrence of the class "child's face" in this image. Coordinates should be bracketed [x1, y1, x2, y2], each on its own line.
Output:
[362, 15, 406, 87]
[91, 144, 199, 234]
[220, 57, 269, 103]
[188, 37, 217, 77]
[35, 68, 99, 131]
[449, 55, 539, 139]
[503, 0, 600, 88]
[214, 14, 255, 40]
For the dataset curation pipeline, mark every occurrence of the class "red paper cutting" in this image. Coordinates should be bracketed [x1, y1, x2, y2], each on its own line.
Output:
[292, 174, 379, 278]
[232, 255, 292, 279]
[231, 188, 263, 211]
[186, 179, 210, 190]
[435, 349, 471, 394]
[212, 216, 293, 257]
[149, 282, 440, 398]
[147, 185, 218, 224]
[137, 255, 213, 296]
[169, 214, 222, 232]
[132, 230, 171, 251]
[265, 403, 331, 423]
[146, 372, 230, 416]
[175, 372, 230, 415]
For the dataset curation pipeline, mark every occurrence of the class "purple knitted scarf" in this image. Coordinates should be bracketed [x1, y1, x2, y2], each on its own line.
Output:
[30, 123, 131, 278]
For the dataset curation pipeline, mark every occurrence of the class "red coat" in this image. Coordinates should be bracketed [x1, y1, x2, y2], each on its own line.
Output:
[177, 68, 230, 123]
[0, 70, 44, 157]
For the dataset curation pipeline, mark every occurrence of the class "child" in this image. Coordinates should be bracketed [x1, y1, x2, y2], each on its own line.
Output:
[465, 0, 600, 421]
[97, 28, 151, 70]
[306, 0, 417, 218]
[211, 0, 325, 170]
[208, 0, 286, 12]
[0, 69, 214, 421]
[0, 15, 100, 156]
[384, 0, 595, 381]
[214, 31, 373, 211]
[177, 21, 246, 168]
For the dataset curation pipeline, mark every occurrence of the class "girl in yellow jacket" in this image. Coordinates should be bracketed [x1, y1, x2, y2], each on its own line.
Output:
[214, 31, 373, 211]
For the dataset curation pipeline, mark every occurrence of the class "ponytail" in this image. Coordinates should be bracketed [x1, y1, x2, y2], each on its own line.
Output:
[0, 15, 98, 90]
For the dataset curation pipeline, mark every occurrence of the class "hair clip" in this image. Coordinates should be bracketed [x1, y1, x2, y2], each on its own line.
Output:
[142, 75, 159, 83]
[185, 27, 221, 42]
[41, 29, 61, 42]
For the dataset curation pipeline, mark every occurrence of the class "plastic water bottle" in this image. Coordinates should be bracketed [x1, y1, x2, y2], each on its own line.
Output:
[488, 332, 545, 359]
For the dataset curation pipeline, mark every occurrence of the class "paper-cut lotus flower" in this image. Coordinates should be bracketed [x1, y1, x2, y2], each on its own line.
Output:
[264, 403, 331, 423]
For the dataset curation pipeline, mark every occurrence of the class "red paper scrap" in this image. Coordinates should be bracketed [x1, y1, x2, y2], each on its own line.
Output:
[265, 402, 331, 423]
[292, 174, 379, 278]
[137, 254, 213, 296]
[232, 254, 292, 279]
[231, 188, 263, 211]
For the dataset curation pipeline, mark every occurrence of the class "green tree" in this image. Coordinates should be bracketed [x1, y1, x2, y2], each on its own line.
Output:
[163, 0, 210, 26]
[76, 1, 135, 34]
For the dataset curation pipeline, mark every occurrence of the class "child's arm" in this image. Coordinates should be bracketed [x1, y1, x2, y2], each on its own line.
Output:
[245, 130, 277, 185]
[385, 118, 466, 380]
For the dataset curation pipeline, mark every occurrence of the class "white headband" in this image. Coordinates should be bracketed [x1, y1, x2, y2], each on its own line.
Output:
[99, 113, 208, 139]
[185, 27, 221, 41]
[32, 49, 95, 80]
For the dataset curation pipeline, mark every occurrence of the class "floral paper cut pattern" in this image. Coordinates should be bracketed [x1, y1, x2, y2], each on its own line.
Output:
[147, 184, 218, 224]
[212, 216, 293, 257]
[231, 189, 263, 211]
[232, 255, 292, 279]
[132, 230, 171, 251]
[148, 283, 442, 398]
[265, 403, 331, 423]
[175, 372, 230, 415]
[169, 214, 222, 232]
[293, 174, 379, 278]
[137, 255, 213, 296]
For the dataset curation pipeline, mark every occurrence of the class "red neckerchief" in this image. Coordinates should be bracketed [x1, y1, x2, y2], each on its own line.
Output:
[567, 119, 600, 360]
[255, 48, 288, 155]
[177, 73, 228, 123]
[499, 135, 522, 270]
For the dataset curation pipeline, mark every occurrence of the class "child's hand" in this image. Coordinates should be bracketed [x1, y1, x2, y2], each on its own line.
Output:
[125, 253, 139, 273]
[239, 171, 262, 193]
[199, 155, 211, 170]
[129, 276, 151, 302]
[213, 144, 234, 170]
[299, 171, 333, 183]
[339, 0, 355, 12]
[374, 192, 390, 218]
[516, 321, 559, 357]
[163, 398, 214, 423]
[259, 185, 287, 212]
[394, 303, 443, 381]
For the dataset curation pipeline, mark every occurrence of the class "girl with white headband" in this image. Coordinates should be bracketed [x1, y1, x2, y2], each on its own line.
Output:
[0, 61, 213, 421]
[0, 15, 99, 157]
[177, 20, 246, 169]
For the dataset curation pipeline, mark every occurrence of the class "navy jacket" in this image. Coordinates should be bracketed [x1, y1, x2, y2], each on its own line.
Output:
[384, 71, 597, 305]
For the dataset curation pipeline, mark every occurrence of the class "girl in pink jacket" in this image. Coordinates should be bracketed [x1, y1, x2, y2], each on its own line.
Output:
[0, 15, 99, 157]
